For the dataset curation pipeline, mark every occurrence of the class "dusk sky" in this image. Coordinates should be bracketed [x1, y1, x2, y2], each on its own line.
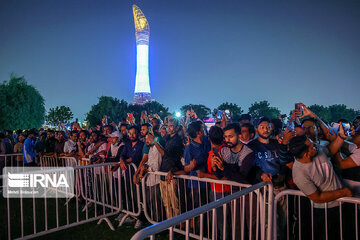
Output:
[1, 0, 360, 121]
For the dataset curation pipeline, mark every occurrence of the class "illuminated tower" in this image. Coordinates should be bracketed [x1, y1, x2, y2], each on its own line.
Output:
[132, 5, 152, 105]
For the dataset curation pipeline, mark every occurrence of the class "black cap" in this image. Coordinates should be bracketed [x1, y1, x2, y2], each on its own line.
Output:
[256, 116, 271, 128]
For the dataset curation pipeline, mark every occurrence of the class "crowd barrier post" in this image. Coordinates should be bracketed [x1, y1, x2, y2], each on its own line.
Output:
[141, 171, 274, 240]
[132, 181, 272, 240]
[273, 189, 360, 240]
[3, 162, 122, 240]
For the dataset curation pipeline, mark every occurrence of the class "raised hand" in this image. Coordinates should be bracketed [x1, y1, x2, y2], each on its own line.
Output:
[338, 122, 347, 139]
[211, 154, 224, 171]
[282, 129, 296, 145]
[300, 103, 315, 118]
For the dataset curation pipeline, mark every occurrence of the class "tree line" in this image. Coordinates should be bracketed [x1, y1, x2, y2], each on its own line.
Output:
[1, 74, 359, 130]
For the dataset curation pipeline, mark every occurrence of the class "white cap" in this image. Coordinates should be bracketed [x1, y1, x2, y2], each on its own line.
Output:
[109, 131, 121, 138]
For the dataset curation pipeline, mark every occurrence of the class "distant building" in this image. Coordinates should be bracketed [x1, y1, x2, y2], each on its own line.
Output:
[132, 5, 152, 105]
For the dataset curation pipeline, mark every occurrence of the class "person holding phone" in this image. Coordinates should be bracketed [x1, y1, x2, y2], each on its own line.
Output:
[334, 124, 360, 172]
[296, 103, 332, 144]
[212, 123, 255, 183]
[289, 135, 353, 240]
[211, 123, 256, 238]
[196, 126, 230, 239]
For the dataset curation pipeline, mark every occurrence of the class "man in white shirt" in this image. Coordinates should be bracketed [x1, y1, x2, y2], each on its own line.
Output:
[64, 131, 78, 156]
[289, 135, 353, 240]
[138, 133, 163, 222]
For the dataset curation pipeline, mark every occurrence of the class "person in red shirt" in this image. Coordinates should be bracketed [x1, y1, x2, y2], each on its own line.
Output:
[197, 126, 230, 239]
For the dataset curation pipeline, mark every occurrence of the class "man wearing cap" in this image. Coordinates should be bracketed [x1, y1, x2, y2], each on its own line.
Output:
[248, 117, 293, 239]
[248, 117, 292, 184]
[105, 131, 123, 162]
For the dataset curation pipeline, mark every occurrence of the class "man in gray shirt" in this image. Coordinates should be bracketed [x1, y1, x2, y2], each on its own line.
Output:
[289, 135, 353, 240]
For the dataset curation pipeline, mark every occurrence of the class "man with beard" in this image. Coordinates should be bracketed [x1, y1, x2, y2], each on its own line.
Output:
[248, 117, 293, 240]
[212, 123, 255, 239]
[119, 123, 129, 143]
[247, 117, 292, 184]
[54, 131, 66, 157]
[64, 131, 78, 156]
[140, 123, 151, 142]
[44, 130, 56, 154]
[150, 117, 161, 135]
[159, 118, 185, 219]
[117, 126, 144, 229]
[119, 126, 144, 169]
[212, 123, 255, 184]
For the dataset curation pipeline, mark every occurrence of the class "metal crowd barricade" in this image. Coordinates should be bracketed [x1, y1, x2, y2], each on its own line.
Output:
[40, 156, 78, 168]
[273, 189, 360, 240]
[39, 156, 83, 203]
[114, 163, 142, 226]
[72, 160, 141, 226]
[0, 154, 24, 190]
[140, 172, 274, 240]
[132, 182, 273, 240]
[0, 153, 24, 168]
[3, 162, 123, 240]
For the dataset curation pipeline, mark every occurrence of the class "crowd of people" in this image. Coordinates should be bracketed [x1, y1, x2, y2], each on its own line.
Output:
[1, 103, 360, 239]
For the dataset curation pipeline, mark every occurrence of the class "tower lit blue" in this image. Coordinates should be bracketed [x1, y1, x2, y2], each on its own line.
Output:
[132, 5, 152, 105]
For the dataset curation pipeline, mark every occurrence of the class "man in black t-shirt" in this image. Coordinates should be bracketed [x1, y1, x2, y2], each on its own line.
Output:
[159, 118, 185, 219]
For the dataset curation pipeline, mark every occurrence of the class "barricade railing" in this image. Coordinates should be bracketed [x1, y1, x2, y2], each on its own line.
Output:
[114, 163, 142, 225]
[132, 182, 273, 240]
[77, 162, 142, 226]
[40, 156, 78, 168]
[39, 156, 87, 202]
[140, 172, 273, 240]
[273, 189, 360, 240]
[0, 153, 24, 168]
[11, 155, 360, 240]
[3, 162, 124, 240]
[0, 154, 24, 190]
